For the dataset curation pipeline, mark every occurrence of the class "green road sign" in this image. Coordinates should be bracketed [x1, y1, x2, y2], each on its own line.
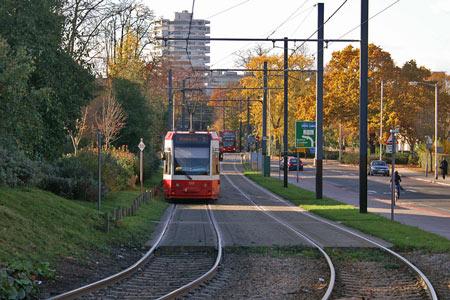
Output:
[296, 121, 316, 148]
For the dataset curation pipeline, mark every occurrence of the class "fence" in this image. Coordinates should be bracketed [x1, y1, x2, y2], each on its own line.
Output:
[102, 183, 161, 232]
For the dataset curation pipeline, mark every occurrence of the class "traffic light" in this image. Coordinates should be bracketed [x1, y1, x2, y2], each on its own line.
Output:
[256, 136, 260, 142]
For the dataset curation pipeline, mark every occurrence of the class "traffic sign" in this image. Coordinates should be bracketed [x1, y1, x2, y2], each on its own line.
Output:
[296, 121, 316, 148]
[385, 132, 398, 145]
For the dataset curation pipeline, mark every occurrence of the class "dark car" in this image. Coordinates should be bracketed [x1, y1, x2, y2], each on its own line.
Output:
[280, 157, 303, 171]
[368, 160, 390, 176]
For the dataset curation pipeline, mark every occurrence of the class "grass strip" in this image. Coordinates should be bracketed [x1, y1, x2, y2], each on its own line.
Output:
[244, 171, 450, 253]
[0, 168, 168, 266]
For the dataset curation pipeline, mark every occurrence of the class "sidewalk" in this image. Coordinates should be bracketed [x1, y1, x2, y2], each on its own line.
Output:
[395, 166, 450, 187]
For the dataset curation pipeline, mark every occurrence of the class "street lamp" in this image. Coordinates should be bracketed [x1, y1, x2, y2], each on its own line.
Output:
[369, 79, 384, 160]
[409, 81, 438, 179]
[380, 80, 384, 160]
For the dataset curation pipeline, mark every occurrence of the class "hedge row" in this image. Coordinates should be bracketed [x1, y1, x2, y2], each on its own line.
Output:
[0, 143, 160, 202]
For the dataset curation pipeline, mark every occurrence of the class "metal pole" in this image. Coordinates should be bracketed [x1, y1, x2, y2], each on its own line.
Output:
[239, 100, 242, 152]
[391, 132, 396, 220]
[168, 69, 173, 131]
[263, 61, 269, 177]
[268, 89, 271, 157]
[140, 148, 143, 194]
[297, 151, 299, 182]
[380, 80, 384, 160]
[434, 84, 438, 180]
[359, 0, 369, 213]
[283, 37, 288, 188]
[316, 3, 324, 199]
[182, 79, 186, 130]
[339, 122, 342, 161]
[263, 61, 268, 157]
[247, 97, 250, 151]
[97, 129, 101, 211]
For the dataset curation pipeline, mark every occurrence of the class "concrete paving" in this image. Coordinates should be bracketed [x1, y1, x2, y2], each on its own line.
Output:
[147, 158, 394, 249]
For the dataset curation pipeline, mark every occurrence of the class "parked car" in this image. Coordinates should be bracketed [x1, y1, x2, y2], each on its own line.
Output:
[280, 157, 303, 171]
[368, 160, 390, 176]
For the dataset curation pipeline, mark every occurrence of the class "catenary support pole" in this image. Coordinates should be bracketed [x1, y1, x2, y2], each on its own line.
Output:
[434, 84, 438, 180]
[391, 132, 396, 220]
[359, 0, 369, 213]
[247, 97, 250, 151]
[316, 3, 324, 199]
[283, 37, 288, 187]
[380, 80, 384, 160]
[263, 62, 268, 156]
[239, 100, 242, 152]
[168, 69, 173, 131]
[182, 79, 186, 130]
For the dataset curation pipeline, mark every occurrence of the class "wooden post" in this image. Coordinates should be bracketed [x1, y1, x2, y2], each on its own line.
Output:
[104, 212, 110, 232]
[118, 206, 122, 220]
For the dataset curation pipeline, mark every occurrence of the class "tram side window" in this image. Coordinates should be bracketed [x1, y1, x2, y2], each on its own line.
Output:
[164, 152, 171, 175]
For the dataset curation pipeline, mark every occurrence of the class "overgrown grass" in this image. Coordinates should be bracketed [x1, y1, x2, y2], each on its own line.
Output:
[226, 246, 321, 259]
[244, 171, 450, 252]
[0, 168, 167, 266]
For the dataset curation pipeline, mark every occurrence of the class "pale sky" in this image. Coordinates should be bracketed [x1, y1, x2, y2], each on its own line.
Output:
[144, 0, 450, 74]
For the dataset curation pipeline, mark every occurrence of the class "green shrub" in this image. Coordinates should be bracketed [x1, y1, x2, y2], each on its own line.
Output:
[340, 152, 359, 164]
[324, 150, 339, 160]
[140, 144, 161, 180]
[39, 157, 107, 201]
[0, 260, 55, 300]
[75, 147, 137, 191]
[382, 152, 410, 164]
[0, 143, 41, 188]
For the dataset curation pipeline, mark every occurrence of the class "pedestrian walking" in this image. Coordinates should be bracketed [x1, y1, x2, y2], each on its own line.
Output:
[439, 158, 448, 179]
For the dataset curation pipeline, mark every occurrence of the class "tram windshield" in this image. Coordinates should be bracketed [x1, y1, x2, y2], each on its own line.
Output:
[173, 134, 210, 175]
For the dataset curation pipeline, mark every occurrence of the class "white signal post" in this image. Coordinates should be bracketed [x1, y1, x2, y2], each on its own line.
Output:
[138, 138, 146, 194]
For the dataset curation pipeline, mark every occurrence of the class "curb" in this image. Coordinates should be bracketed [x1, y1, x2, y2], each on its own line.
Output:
[402, 175, 450, 187]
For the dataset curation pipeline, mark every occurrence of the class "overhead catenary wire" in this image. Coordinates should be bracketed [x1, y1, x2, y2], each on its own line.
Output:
[290, 0, 349, 58]
[266, 0, 311, 38]
[308, 0, 401, 57]
[185, 0, 196, 72]
[337, 0, 401, 41]
[211, 3, 315, 68]
[290, 4, 316, 37]
[205, 0, 251, 19]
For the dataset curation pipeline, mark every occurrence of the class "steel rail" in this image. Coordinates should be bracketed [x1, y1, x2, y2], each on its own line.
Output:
[224, 164, 335, 300]
[232, 157, 438, 300]
[157, 204, 223, 300]
[47, 204, 177, 300]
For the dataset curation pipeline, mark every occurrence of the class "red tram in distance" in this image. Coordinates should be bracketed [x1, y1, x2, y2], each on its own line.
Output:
[218, 130, 237, 153]
[162, 131, 220, 201]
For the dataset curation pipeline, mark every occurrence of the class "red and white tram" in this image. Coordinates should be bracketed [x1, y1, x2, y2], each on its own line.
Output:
[162, 131, 220, 201]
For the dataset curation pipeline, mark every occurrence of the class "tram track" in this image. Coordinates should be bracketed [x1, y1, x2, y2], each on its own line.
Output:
[225, 155, 437, 300]
[47, 204, 223, 300]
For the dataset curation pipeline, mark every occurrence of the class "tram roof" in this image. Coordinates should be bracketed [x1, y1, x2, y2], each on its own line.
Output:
[165, 131, 219, 140]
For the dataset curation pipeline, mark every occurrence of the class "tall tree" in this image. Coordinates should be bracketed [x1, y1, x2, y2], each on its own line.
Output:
[96, 90, 126, 149]
[324, 44, 396, 153]
[0, 0, 95, 158]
